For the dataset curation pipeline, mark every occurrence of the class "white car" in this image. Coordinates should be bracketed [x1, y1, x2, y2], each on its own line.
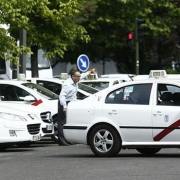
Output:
[26, 77, 98, 99]
[0, 80, 55, 140]
[64, 71, 180, 157]
[80, 77, 127, 91]
[0, 103, 45, 151]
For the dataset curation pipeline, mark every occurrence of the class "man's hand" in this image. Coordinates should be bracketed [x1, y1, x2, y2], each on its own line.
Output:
[63, 108, 67, 113]
[90, 68, 97, 74]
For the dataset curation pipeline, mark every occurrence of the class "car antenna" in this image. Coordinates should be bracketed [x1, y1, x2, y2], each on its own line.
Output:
[117, 63, 134, 81]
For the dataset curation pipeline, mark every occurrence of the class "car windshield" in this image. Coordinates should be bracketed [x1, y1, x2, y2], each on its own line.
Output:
[22, 82, 59, 100]
[78, 83, 99, 94]
[80, 81, 109, 91]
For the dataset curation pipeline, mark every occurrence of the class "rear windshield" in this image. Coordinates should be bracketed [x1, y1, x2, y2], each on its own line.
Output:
[22, 82, 59, 100]
[80, 81, 109, 91]
[78, 83, 99, 94]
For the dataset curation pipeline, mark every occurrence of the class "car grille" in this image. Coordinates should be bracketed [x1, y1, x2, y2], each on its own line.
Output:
[27, 124, 41, 135]
[40, 111, 52, 123]
[42, 128, 53, 134]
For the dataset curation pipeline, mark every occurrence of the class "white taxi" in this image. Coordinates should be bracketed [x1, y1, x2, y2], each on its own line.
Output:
[64, 70, 180, 157]
[0, 103, 44, 151]
[0, 80, 55, 139]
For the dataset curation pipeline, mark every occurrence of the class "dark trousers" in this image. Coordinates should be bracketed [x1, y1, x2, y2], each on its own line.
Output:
[58, 100, 68, 144]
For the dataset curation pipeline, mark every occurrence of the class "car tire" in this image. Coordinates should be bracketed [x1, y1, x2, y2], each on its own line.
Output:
[51, 116, 58, 143]
[136, 148, 161, 155]
[89, 124, 121, 157]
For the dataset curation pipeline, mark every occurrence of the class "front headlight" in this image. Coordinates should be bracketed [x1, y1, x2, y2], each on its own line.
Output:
[0, 112, 27, 121]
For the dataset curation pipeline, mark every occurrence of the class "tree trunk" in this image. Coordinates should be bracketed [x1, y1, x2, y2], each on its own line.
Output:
[31, 45, 39, 77]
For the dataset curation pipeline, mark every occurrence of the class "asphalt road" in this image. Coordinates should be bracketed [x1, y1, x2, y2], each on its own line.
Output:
[1, 138, 180, 180]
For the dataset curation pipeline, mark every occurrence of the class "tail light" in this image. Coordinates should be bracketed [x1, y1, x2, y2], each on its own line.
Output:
[31, 99, 43, 106]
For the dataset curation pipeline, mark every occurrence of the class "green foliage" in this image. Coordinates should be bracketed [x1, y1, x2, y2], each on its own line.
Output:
[1, 0, 180, 75]
[0, 0, 96, 65]
[62, 0, 180, 74]
[165, 68, 180, 74]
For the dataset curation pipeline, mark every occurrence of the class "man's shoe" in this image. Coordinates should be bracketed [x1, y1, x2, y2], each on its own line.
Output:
[67, 142, 76, 145]
[58, 142, 70, 146]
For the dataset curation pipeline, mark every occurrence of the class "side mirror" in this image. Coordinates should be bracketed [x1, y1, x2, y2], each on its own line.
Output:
[24, 95, 36, 102]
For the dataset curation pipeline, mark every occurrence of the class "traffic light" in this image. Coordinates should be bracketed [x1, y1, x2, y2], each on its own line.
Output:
[136, 18, 145, 39]
[127, 32, 133, 47]
[127, 32, 133, 40]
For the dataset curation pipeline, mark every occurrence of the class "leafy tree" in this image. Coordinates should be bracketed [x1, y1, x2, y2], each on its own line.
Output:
[24, 0, 96, 77]
[62, 0, 180, 74]
[1, 0, 96, 77]
[0, 0, 32, 64]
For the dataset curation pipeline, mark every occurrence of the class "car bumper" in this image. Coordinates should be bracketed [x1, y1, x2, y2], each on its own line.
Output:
[63, 124, 89, 144]
[0, 129, 41, 143]
[40, 123, 54, 137]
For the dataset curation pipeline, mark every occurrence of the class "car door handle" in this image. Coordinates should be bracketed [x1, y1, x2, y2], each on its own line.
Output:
[153, 111, 162, 116]
[108, 110, 117, 115]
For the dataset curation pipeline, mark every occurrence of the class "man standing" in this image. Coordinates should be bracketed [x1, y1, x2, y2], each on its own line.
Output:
[58, 68, 97, 146]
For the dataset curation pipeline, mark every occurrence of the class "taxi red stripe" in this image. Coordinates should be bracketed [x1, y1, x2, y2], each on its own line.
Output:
[153, 119, 180, 141]
[31, 99, 43, 106]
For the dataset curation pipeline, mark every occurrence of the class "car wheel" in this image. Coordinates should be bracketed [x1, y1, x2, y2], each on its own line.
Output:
[51, 116, 58, 143]
[89, 124, 121, 157]
[136, 148, 161, 155]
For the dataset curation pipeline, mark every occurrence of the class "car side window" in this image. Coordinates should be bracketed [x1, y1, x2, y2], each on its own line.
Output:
[13, 86, 34, 101]
[105, 83, 152, 105]
[37, 80, 62, 95]
[0, 85, 30, 101]
[157, 83, 180, 106]
[0, 85, 19, 101]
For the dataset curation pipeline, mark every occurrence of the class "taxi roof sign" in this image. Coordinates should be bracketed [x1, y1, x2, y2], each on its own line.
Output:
[60, 73, 68, 80]
[85, 74, 98, 80]
[149, 70, 167, 78]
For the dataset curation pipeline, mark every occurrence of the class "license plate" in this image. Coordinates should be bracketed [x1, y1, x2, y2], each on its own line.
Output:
[32, 135, 41, 141]
[46, 124, 53, 130]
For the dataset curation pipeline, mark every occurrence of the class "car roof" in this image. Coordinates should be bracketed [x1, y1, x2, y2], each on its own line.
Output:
[80, 77, 123, 82]
[100, 74, 135, 78]
[0, 80, 29, 84]
[26, 77, 65, 83]
[93, 78, 180, 96]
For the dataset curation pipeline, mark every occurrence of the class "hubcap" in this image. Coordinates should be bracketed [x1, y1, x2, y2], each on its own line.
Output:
[93, 129, 113, 153]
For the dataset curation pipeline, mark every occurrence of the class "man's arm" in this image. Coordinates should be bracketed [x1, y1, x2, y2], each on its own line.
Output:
[59, 84, 69, 108]
[80, 68, 97, 80]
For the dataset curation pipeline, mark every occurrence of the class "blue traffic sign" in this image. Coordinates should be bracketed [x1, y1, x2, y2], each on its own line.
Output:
[77, 54, 90, 72]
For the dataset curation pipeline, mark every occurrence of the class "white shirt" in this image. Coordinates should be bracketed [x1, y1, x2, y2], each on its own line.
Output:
[59, 72, 89, 108]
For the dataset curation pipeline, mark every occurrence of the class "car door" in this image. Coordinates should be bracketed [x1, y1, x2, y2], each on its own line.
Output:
[102, 83, 153, 142]
[152, 82, 180, 142]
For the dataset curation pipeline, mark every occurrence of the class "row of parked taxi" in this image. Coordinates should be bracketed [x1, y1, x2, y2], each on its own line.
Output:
[3, 70, 180, 157]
